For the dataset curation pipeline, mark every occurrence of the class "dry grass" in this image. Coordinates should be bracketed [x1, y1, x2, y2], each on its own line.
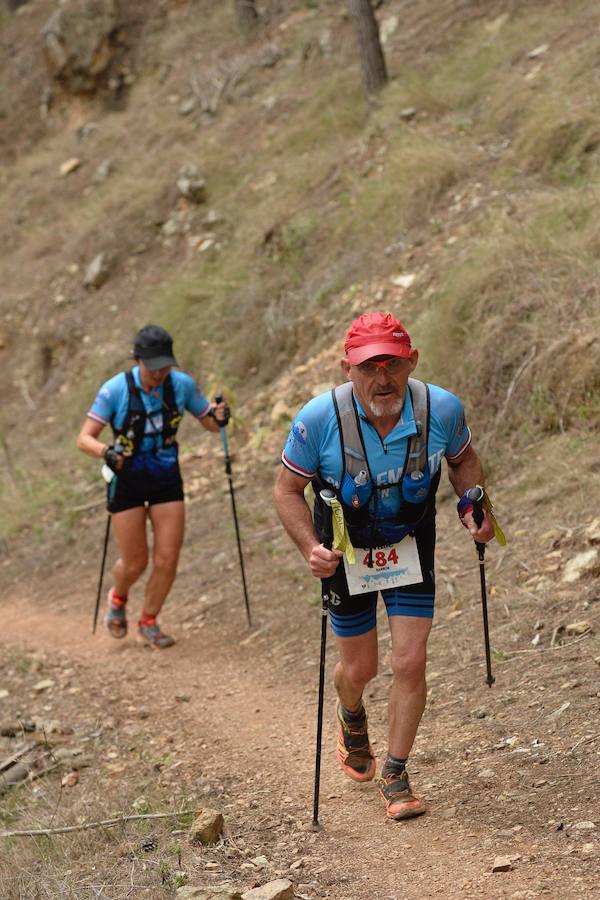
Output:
[415, 187, 600, 443]
[2, 0, 600, 524]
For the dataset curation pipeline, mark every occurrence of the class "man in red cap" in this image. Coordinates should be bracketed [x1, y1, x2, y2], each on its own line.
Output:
[274, 311, 495, 821]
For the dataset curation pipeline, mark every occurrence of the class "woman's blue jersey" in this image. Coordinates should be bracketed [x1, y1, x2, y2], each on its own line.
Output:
[88, 367, 210, 472]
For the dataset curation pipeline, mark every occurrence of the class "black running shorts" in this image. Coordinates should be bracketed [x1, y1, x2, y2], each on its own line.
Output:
[107, 469, 184, 513]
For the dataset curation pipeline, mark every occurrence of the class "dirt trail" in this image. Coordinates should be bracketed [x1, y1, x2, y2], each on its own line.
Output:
[2, 529, 600, 900]
[2, 458, 600, 898]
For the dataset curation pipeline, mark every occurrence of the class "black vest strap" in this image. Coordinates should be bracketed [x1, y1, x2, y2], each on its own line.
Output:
[112, 371, 182, 456]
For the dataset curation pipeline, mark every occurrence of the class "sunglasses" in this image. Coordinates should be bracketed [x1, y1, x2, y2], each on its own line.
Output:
[356, 358, 406, 376]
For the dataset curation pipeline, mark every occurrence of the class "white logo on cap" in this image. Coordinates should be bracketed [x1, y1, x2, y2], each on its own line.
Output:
[393, 331, 406, 338]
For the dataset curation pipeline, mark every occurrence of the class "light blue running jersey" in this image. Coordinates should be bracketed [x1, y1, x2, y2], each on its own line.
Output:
[88, 367, 211, 470]
[281, 383, 471, 521]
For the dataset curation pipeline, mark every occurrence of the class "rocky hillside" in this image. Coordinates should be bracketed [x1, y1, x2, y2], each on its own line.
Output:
[1, 0, 600, 545]
[2, 3, 600, 898]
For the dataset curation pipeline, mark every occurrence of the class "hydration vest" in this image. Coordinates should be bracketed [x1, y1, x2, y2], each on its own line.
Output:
[111, 371, 182, 457]
[313, 378, 440, 549]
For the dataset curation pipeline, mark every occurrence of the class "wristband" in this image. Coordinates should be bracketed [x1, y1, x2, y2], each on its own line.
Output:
[457, 489, 475, 526]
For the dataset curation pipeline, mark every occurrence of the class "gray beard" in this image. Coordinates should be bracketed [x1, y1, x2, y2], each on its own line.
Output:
[368, 396, 404, 418]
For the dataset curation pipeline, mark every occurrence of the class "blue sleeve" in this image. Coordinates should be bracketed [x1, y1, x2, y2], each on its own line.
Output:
[88, 373, 125, 425]
[177, 372, 211, 418]
[429, 385, 472, 460]
[281, 395, 330, 478]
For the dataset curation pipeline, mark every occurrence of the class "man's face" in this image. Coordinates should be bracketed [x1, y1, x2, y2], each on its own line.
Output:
[340, 350, 418, 419]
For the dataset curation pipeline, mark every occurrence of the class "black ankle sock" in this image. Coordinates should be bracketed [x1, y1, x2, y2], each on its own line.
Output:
[383, 753, 407, 776]
[340, 702, 366, 723]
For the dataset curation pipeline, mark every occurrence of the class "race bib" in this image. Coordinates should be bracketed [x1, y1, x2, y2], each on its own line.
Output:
[343, 538, 423, 595]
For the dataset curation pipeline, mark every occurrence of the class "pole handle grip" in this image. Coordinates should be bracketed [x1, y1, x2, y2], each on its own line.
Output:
[467, 486, 486, 559]
[467, 486, 485, 529]
[214, 394, 225, 429]
[319, 489, 335, 550]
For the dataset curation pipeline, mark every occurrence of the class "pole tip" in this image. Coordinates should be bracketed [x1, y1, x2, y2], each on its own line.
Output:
[311, 820, 321, 832]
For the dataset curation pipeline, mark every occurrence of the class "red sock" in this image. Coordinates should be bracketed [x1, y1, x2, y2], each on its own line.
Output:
[139, 611, 156, 627]
[111, 591, 128, 607]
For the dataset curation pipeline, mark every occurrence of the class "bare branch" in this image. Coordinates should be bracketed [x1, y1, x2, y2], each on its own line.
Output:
[1, 811, 187, 839]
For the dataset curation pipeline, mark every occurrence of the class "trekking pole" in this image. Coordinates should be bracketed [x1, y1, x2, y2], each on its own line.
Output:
[312, 488, 336, 832]
[215, 396, 252, 628]
[467, 486, 495, 687]
[92, 514, 111, 634]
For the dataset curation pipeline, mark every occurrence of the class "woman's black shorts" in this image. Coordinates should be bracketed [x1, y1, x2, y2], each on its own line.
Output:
[107, 469, 184, 513]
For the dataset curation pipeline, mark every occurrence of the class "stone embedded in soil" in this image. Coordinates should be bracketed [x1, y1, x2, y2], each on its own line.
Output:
[176, 886, 242, 899]
[492, 856, 513, 872]
[1, 763, 29, 785]
[241, 880, 294, 900]
[33, 679, 55, 692]
[562, 549, 600, 582]
[0, 724, 19, 737]
[440, 806, 457, 819]
[83, 252, 112, 289]
[585, 517, 600, 545]
[189, 807, 224, 845]
[59, 157, 81, 176]
[565, 620, 592, 635]
[61, 770, 79, 787]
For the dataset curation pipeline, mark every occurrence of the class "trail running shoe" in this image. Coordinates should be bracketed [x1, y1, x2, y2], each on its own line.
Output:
[105, 588, 127, 639]
[137, 619, 175, 650]
[336, 702, 376, 783]
[378, 769, 427, 821]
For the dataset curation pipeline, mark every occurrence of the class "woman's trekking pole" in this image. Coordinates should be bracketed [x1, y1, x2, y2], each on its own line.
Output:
[312, 488, 336, 832]
[215, 397, 252, 628]
[467, 486, 495, 687]
[92, 514, 111, 634]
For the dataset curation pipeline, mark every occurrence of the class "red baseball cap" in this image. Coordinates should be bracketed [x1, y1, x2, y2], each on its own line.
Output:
[344, 312, 412, 365]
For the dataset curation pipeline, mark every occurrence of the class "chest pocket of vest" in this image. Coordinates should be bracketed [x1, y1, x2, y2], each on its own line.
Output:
[340, 469, 372, 512]
[401, 467, 432, 505]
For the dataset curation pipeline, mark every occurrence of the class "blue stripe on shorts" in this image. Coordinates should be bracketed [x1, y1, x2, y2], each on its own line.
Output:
[383, 590, 435, 619]
[329, 602, 377, 637]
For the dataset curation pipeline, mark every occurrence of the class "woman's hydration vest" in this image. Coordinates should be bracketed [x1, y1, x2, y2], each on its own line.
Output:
[111, 371, 183, 459]
[313, 379, 440, 551]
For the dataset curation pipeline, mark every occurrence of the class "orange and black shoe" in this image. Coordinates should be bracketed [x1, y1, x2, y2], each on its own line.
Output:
[378, 768, 427, 821]
[105, 588, 128, 639]
[137, 616, 175, 650]
[336, 702, 376, 783]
